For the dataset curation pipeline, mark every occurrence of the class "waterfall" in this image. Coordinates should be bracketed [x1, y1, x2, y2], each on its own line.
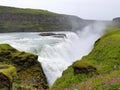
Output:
[0, 22, 107, 86]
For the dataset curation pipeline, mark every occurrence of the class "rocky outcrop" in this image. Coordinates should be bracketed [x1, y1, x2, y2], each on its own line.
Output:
[0, 65, 16, 90]
[113, 17, 120, 23]
[0, 44, 48, 90]
[112, 17, 120, 28]
[39, 33, 66, 38]
[0, 6, 93, 32]
[73, 60, 96, 75]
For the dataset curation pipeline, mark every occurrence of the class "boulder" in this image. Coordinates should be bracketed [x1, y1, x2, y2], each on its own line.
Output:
[39, 33, 66, 38]
[72, 60, 96, 75]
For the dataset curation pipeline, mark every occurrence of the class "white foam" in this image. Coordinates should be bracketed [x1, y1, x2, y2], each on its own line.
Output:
[0, 22, 107, 86]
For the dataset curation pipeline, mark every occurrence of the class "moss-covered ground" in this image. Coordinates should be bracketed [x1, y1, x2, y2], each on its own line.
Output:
[0, 65, 16, 81]
[50, 28, 120, 90]
[0, 44, 48, 90]
[0, 65, 16, 90]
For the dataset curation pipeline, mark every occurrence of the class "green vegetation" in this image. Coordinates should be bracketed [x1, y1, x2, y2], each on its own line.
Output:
[0, 6, 85, 32]
[0, 65, 16, 81]
[0, 65, 16, 90]
[0, 44, 48, 90]
[50, 28, 120, 90]
[0, 6, 58, 16]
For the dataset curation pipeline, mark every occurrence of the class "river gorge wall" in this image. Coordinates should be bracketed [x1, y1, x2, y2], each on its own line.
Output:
[0, 6, 94, 32]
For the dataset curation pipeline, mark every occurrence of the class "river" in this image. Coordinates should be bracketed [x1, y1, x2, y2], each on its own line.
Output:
[0, 22, 107, 86]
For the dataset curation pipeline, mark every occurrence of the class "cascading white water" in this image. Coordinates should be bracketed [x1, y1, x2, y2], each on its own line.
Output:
[0, 22, 107, 86]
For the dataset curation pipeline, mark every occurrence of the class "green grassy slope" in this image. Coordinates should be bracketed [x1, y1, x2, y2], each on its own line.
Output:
[0, 6, 58, 15]
[50, 28, 120, 90]
[0, 6, 87, 32]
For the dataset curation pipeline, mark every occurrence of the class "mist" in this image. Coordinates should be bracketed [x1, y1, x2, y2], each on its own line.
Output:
[0, 21, 108, 86]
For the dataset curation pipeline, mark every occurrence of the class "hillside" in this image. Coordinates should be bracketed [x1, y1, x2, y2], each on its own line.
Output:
[50, 27, 120, 90]
[112, 17, 120, 28]
[0, 6, 92, 32]
[0, 44, 48, 90]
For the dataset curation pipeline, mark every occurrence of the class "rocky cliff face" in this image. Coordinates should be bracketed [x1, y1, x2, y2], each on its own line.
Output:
[0, 44, 48, 90]
[113, 17, 120, 23]
[112, 17, 120, 28]
[0, 6, 91, 32]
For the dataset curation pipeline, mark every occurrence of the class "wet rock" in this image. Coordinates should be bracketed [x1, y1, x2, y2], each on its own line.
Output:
[39, 33, 66, 38]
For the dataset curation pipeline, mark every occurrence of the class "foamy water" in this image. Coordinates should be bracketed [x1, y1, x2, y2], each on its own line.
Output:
[0, 22, 107, 86]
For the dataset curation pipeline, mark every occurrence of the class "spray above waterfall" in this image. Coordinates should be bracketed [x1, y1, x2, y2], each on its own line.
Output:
[0, 21, 108, 86]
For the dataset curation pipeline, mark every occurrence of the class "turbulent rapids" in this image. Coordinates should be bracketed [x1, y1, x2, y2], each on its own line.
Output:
[0, 22, 107, 86]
